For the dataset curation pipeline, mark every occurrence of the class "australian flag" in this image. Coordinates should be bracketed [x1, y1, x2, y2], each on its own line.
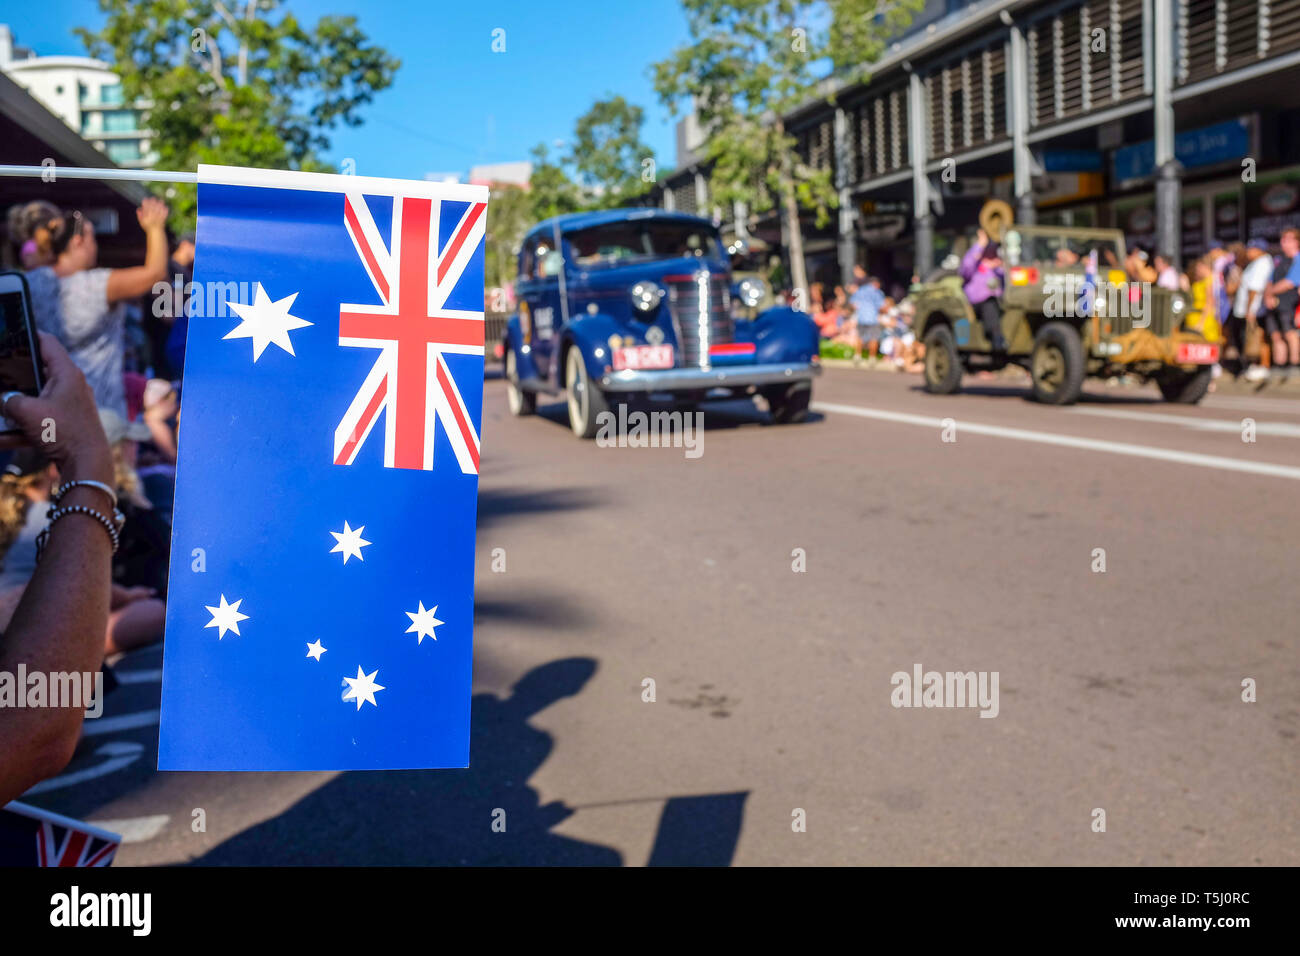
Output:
[158, 166, 487, 771]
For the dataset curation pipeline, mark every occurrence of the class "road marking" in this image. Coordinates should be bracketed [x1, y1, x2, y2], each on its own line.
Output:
[82, 709, 160, 737]
[812, 401, 1300, 481]
[25, 741, 144, 794]
[113, 668, 163, 684]
[1201, 393, 1300, 416]
[87, 814, 170, 844]
[1068, 406, 1300, 437]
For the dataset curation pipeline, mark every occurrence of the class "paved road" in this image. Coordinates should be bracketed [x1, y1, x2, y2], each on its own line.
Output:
[30, 367, 1300, 865]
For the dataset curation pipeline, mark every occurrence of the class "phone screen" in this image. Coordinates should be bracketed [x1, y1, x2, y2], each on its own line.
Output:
[0, 290, 40, 395]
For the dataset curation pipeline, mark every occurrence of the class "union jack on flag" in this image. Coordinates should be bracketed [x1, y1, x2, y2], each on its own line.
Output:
[335, 193, 487, 472]
[159, 166, 487, 771]
[0, 802, 120, 866]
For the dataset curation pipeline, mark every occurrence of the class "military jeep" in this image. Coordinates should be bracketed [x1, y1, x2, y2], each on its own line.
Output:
[912, 225, 1218, 405]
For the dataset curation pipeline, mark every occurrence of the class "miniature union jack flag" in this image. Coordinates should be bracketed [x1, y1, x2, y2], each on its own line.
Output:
[160, 166, 487, 771]
[335, 193, 487, 472]
[0, 802, 120, 866]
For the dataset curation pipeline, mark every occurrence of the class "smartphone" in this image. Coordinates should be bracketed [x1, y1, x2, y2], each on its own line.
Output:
[0, 271, 47, 433]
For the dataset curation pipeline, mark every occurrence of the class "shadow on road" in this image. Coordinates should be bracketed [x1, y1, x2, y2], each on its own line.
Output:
[534, 396, 823, 433]
[476, 485, 607, 532]
[190, 658, 750, 865]
[909, 382, 1164, 405]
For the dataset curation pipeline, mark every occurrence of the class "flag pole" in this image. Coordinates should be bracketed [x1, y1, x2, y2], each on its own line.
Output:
[0, 165, 198, 184]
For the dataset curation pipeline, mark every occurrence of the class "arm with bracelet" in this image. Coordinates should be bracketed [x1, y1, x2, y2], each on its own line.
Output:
[0, 333, 114, 804]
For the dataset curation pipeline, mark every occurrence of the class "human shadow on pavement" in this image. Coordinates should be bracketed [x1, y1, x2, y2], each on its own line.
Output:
[193, 658, 622, 865]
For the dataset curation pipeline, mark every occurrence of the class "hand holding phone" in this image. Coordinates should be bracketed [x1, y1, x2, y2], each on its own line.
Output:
[0, 271, 46, 434]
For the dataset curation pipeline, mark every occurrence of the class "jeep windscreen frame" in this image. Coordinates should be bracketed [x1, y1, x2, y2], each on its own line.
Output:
[1005, 229, 1125, 271]
[564, 221, 725, 269]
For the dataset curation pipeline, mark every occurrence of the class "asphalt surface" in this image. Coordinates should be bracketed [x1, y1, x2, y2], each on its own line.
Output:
[29, 365, 1300, 865]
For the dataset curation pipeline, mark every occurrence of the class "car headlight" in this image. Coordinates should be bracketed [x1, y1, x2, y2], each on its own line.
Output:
[630, 281, 663, 313]
[1171, 297, 1185, 314]
[737, 277, 766, 308]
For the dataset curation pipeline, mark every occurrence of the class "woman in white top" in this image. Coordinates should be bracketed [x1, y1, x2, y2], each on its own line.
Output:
[14, 198, 170, 416]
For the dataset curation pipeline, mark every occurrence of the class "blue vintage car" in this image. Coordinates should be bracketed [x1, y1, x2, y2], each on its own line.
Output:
[502, 208, 821, 438]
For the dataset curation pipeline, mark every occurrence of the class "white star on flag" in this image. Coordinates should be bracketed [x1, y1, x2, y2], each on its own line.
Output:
[306, 639, 327, 661]
[224, 282, 313, 361]
[342, 666, 385, 709]
[204, 594, 249, 639]
[329, 521, 372, 564]
[404, 601, 443, 645]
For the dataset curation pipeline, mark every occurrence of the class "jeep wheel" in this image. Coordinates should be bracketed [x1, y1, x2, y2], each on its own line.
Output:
[505, 348, 535, 416]
[764, 381, 812, 424]
[922, 324, 962, 394]
[1157, 366, 1213, 404]
[566, 346, 610, 439]
[1030, 322, 1085, 405]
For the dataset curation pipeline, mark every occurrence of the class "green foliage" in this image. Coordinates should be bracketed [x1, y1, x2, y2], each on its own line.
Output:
[77, 0, 399, 227]
[527, 142, 582, 222]
[568, 95, 655, 208]
[651, 0, 921, 237]
[485, 183, 532, 294]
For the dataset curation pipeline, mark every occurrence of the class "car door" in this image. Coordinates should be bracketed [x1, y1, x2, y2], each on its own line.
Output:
[517, 233, 563, 382]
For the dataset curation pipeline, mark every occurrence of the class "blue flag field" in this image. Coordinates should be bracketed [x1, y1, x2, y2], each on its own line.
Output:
[158, 165, 488, 771]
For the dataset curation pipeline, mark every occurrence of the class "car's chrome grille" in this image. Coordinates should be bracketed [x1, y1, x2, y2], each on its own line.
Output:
[666, 271, 734, 368]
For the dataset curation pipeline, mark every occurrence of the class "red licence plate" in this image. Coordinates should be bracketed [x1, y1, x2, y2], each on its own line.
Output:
[612, 344, 674, 371]
[1176, 342, 1219, 364]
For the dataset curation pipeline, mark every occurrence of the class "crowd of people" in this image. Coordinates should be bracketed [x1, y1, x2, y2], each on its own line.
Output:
[1, 197, 187, 802]
[809, 266, 925, 373]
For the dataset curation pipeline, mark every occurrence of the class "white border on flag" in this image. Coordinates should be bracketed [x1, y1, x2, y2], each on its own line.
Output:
[197, 164, 490, 204]
[3, 800, 123, 845]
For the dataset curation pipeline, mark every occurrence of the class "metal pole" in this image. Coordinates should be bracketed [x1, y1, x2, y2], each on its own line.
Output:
[908, 70, 934, 277]
[0, 164, 197, 184]
[1152, 0, 1181, 264]
[1008, 24, 1036, 226]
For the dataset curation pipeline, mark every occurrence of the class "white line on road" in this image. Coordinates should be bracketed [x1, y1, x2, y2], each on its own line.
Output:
[1068, 406, 1300, 437]
[1202, 392, 1300, 415]
[82, 709, 160, 736]
[25, 742, 144, 794]
[87, 814, 170, 844]
[812, 401, 1300, 481]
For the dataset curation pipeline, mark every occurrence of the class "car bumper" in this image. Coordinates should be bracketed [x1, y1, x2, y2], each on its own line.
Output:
[598, 361, 820, 392]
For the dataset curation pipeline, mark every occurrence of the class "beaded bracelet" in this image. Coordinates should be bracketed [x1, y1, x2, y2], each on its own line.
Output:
[35, 504, 121, 562]
[53, 479, 119, 511]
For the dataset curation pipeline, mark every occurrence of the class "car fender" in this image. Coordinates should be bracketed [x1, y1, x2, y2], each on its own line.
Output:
[745, 305, 820, 364]
[558, 314, 627, 387]
[503, 315, 543, 382]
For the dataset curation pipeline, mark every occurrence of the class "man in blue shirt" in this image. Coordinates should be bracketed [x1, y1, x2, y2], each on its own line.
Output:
[1262, 228, 1300, 379]
[849, 265, 886, 365]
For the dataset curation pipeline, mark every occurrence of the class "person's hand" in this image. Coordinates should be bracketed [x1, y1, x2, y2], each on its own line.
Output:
[1, 332, 112, 485]
[144, 387, 178, 422]
[976, 228, 988, 246]
[136, 197, 169, 232]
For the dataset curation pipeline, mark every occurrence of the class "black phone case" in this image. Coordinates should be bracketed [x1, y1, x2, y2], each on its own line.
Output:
[0, 270, 47, 434]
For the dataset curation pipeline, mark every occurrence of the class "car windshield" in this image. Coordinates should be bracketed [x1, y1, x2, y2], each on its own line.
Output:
[565, 221, 720, 268]
[1008, 231, 1123, 270]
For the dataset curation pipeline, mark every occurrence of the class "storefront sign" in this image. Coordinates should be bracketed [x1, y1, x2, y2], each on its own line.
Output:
[1113, 118, 1253, 183]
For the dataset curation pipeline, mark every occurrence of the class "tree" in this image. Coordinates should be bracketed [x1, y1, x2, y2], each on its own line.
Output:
[652, 0, 919, 302]
[77, 0, 399, 224]
[527, 142, 582, 221]
[485, 183, 532, 301]
[567, 96, 655, 208]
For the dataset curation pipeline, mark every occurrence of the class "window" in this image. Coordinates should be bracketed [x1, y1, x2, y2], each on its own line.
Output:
[99, 84, 124, 105]
[102, 110, 137, 132]
[105, 140, 142, 162]
[564, 220, 722, 269]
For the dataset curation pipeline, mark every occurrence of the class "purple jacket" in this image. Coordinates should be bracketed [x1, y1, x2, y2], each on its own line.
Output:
[960, 242, 1003, 305]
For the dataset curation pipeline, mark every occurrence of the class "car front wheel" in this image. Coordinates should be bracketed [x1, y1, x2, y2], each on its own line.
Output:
[1030, 321, 1085, 405]
[1157, 366, 1213, 404]
[566, 346, 610, 439]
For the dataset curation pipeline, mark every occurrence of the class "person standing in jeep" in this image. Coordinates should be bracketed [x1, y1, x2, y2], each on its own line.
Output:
[960, 228, 1006, 353]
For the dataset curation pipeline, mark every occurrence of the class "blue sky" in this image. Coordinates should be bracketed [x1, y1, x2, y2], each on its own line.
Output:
[12, 0, 691, 179]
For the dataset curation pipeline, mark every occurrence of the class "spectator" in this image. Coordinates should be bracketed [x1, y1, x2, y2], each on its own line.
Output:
[0, 334, 115, 805]
[849, 265, 886, 365]
[14, 198, 170, 416]
[1185, 256, 1222, 343]
[1234, 239, 1275, 382]
[161, 233, 196, 380]
[1153, 251, 1184, 291]
[1125, 245, 1157, 284]
[1260, 227, 1300, 380]
[960, 228, 1006, 353]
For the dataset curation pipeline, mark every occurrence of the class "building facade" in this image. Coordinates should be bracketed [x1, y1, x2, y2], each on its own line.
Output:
[0, 24, 155, 169]
[655, 0, 1300, 294]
